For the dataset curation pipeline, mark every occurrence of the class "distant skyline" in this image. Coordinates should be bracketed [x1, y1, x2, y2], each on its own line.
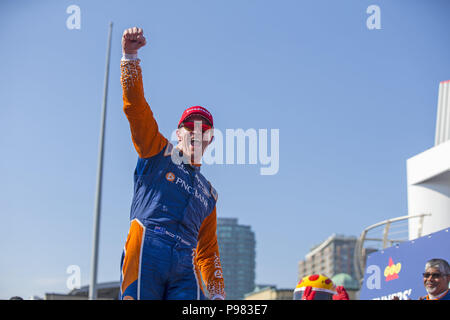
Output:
[1, 0, 450, 299]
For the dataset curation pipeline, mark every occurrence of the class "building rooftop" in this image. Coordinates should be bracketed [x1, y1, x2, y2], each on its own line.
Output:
[68, 281, 120, 295]
[331, 273, 359, 290]
[306, 233, 357, 259]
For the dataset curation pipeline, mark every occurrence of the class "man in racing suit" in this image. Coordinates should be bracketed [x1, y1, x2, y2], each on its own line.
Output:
[119, 27, 225, 300]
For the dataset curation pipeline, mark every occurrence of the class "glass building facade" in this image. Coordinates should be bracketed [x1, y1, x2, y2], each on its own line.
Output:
[217, 218, 256, 300]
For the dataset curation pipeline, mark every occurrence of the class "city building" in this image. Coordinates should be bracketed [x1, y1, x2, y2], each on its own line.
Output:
[217, 218, 256, 300]
[298, 234, 358, 284]
[244, 285, 293, 300]
[44, 281, 120, 300]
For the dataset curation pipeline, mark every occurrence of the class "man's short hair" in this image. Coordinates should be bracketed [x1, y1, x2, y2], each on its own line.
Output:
[425, 258, 450, 275]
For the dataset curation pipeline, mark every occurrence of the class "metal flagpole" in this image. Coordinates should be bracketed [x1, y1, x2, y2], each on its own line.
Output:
[89, 21, 113, 300]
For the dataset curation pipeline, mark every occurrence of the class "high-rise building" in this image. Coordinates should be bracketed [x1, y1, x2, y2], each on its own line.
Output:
[217, 218, 256, 300]
[297, 234, 358, 284]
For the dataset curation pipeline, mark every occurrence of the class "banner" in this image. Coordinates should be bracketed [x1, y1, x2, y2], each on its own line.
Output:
[359, 227, 450, 300]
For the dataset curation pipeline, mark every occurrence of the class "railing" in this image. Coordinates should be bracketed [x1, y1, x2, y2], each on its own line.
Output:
[353, 213, 431, 284]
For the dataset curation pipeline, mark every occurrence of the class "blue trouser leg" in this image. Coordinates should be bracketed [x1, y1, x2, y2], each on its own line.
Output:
[120, 227, 207, 300]
[164, 245, 206, 300]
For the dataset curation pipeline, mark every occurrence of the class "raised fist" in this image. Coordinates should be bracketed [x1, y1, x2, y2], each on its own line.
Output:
[122, 27, 146, 55]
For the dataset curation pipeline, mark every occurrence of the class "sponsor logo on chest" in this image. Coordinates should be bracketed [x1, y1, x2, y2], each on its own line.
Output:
[166, 172, 209, 209]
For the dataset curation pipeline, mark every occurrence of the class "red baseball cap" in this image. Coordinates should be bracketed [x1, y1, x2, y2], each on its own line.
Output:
[178, 106, 214, 128]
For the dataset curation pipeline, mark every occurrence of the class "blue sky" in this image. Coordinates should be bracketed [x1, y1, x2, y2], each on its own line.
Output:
[1, 0, 449, 299]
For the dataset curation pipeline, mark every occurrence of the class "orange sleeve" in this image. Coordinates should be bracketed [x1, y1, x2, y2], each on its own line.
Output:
[120, 59, 167, 158]
[195, 206, 226, 300]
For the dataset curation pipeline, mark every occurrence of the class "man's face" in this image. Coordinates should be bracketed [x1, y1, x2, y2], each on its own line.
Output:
[423, 267, 450, 296]
[176, 114, 213, 164]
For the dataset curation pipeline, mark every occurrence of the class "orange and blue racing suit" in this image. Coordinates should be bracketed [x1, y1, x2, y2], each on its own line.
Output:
[119, 57, 225, 300]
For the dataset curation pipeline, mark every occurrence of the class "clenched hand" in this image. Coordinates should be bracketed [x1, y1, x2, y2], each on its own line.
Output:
[122, 27, 146, 55]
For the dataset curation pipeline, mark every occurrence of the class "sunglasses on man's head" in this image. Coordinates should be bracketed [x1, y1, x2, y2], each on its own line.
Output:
[181, 121, 212, 132]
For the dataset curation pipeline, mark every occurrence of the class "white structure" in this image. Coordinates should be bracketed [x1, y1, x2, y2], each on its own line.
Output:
[407, 80, 450, 239]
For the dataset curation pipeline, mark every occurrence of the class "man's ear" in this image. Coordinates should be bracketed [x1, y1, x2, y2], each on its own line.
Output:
[204, 129, 214, 145]
[176, 129, 182, 142]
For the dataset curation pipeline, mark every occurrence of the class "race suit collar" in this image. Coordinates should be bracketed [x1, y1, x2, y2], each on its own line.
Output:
[174, 146, 201, 171]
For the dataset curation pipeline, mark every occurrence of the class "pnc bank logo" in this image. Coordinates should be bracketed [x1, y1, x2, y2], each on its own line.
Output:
[166, 172, 175, 182]
[384, 257, 402, 282]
